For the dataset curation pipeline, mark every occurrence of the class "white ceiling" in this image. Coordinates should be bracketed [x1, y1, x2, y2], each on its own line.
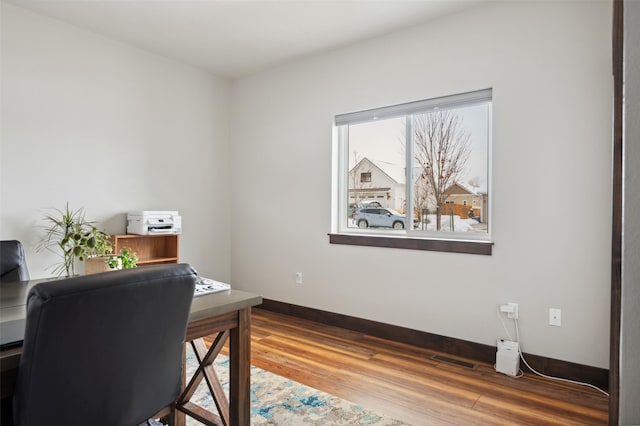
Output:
[3, 0, 483, 79]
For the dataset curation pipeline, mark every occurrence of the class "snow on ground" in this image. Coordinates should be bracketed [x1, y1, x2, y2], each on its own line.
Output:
[414, 214, 477, 232]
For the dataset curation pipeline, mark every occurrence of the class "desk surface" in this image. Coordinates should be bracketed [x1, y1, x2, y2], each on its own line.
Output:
[0, 277, 262, 366]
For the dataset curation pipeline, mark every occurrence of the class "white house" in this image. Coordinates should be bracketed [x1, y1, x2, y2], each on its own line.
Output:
[348, 157, 405, 211]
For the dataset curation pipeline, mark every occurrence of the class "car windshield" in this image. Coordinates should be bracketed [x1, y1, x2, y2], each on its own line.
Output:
[386, 209, 403, 216]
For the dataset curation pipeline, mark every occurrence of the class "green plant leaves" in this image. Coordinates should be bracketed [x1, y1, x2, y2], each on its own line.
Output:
[107, 247, 138, 270]
[37, 202, 112, 276]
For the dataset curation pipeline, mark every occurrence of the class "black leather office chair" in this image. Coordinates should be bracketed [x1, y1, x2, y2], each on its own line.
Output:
[0, 240, 30, 282]
[12, 263, 197, 426]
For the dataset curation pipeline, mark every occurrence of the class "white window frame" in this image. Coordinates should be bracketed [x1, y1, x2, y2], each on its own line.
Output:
[331, 89, 493, 254]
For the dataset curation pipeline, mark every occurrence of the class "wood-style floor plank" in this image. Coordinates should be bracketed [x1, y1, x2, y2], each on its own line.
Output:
[212, 308, 608, 425]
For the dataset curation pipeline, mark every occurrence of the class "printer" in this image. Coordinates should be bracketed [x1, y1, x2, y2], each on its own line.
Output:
[127, 211, 182, 235]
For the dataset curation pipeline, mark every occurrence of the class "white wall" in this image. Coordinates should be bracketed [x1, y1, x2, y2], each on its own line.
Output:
[620, 0, 640, 422]
[0, 4, 232, 282]
[231, 1, 613, 368]
[1, 0, 614, 370]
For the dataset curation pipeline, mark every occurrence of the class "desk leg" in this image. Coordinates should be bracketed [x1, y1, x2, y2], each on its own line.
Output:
[175, 344, 187, 426]
[229, 307, 251, 426]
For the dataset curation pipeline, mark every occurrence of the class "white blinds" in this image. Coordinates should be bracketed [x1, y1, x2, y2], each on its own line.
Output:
[334, 88, 492, 126]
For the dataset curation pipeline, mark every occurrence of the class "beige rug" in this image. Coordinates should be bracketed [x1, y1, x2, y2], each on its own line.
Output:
[185, 352, 410, 425]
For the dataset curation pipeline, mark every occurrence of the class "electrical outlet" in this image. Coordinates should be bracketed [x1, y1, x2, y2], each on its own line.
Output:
[295, 272, 303, 284]
[500, 302, 519, 320]
[549, 308, 561, 326]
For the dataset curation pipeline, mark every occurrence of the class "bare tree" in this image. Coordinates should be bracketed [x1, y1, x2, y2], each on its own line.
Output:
[413, 172, 430, 229]
[413, 111, 471, 230]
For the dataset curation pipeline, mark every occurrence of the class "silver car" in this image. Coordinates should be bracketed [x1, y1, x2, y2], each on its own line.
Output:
[354, 208, 406, 229]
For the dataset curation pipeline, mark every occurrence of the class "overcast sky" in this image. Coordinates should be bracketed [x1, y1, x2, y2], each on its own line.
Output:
[348, 103, 490, 192]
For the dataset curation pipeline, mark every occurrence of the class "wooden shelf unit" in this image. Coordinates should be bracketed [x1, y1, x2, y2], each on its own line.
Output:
[111, 234, 179, 266]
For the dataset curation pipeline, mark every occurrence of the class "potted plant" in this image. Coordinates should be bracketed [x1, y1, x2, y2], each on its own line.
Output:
[107, 247, 138, 270]
[38, 203, 113, 276]
[81, 230, 115, 274]
[87, 246, 139, 274]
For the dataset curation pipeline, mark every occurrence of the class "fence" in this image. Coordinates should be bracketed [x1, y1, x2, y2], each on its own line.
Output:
[416, 204, 480, 220]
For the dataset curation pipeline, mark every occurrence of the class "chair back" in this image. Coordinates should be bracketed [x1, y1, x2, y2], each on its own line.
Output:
[13, 263, 197, 426]
[0, 240, 30, 282]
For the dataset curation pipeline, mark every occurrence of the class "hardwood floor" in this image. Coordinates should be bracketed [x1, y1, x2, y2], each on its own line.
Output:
[214, 308, 608, 425]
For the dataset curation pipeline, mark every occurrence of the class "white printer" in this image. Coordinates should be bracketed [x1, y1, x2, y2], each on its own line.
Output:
[127, 211, 182, 235]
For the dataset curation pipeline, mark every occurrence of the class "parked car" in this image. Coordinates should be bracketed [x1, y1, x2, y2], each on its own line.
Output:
[354, 208, 406, 229]
[349, 200, 383, 218]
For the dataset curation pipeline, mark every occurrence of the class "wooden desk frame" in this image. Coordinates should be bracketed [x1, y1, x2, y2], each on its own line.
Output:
[176, 308, 252, 426]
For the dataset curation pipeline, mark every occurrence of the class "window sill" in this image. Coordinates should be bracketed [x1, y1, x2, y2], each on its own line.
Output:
[328, 233, 493, 255]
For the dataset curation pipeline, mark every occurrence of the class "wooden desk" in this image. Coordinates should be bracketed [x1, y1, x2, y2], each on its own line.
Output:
[0, 278, 262, 426]
[179, 287, 262, 426]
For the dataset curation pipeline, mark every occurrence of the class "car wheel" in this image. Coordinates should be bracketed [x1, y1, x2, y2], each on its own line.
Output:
[393, 221, 404, 230]
[358, 220, 368, 228]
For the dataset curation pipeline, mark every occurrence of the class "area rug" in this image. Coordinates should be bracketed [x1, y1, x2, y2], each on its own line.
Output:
[185, 350, 409, 425]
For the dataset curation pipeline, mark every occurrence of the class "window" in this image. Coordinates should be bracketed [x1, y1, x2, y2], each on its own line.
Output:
[331, 89, 492, 255]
